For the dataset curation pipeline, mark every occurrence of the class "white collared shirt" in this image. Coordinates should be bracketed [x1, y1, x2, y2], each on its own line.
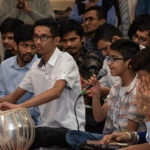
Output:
[20, 47, 85, 130]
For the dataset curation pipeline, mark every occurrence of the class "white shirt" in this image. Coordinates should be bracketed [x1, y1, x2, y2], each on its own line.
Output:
[146, 122, 150, 143]
[20, 48, 85, 131]
[100, 57, 121, 88]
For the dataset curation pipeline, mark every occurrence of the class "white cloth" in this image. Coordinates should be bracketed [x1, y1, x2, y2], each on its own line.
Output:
[146, 122, 150, 143]
[100, 57, 121, 88]
[20, 47, 85, 131]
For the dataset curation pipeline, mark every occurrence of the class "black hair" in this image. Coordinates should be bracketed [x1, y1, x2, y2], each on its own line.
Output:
[130, 46, 150, 73]
[128, 14, 150, 39]
[14, 24, 34, 44]
[138, 22, 150, 37]
[84, 6, 107, 20]
[94, 23, 122, 44]
[0, 18, 24, 34]
[59, 19, 83, 38]
[34, 18, 59, 37]
[110, 39, 140, 59]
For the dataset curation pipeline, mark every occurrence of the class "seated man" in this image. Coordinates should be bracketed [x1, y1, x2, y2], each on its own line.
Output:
[66, 39, 146, 150]
[0, 18, 85, 149]
[134, 22, 150, 47]
[94, 24, 122, 96]
[60, 19, 102, 84]
[0, 18, 24, 60]
[60, 18, 102, 133]
[82, 6, 106, 63]
[0, 24, 40, 125]
[69, 0, 116, 25]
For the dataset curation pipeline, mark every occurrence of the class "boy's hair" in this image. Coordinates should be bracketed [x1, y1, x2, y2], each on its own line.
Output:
[84, 5, 107, 20]
[14, 24, 34, 44]
[34, 18, 59, 37]
[138, 22, 150, 37]
[0, 18, 24, 34]
[110, 39, 140, 60]
[128, 14, 150, 39]
[130, 46, 150, 73]
[59, 19, 83, 38]
[94, 24, 122, 44]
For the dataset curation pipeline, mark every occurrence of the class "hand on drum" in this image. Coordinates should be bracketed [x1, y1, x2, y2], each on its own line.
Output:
[0, 102, 19, 111]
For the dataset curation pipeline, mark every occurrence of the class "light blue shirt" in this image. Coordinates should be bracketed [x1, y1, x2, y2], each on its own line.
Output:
[146, 122, 150, 143]
[0, 55, 41, 125]
[69, 0, 116, 25]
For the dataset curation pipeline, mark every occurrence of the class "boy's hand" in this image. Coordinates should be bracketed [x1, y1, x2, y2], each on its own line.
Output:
[0, 102, 19, 111]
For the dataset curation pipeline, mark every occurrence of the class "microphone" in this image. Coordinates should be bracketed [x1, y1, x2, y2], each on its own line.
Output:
[80, 69, 107, 96]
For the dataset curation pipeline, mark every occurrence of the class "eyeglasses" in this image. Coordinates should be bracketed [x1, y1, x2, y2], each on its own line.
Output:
[32, 34, 54, 42]
[83, 17, 99, 23]
[132, 34, 149, 43]
[107, 57, 129, 63]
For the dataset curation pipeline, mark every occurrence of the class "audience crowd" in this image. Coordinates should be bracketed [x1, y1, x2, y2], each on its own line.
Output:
[0, 0, 150, 150]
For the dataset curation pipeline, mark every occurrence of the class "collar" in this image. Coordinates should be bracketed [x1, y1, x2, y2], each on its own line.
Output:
[112, 75, 137, 96]
[38, 47, 61, 68]
[11, 55, 38, 70]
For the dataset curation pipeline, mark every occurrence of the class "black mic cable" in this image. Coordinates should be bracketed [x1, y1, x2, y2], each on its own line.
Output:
[74, 69, 107, 146]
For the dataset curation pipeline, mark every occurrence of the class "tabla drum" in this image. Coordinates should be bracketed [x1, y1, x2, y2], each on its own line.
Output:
[0, 108, 35, 150]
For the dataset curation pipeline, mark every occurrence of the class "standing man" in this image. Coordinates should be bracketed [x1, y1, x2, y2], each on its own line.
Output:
[0, 0, 55, 24]
[0, 18, 24, 60]
[0, 24, 40, 125]
[0, 18, 85, 148]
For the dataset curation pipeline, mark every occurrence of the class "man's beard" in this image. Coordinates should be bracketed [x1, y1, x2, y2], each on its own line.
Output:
[18, 52, 34, 64]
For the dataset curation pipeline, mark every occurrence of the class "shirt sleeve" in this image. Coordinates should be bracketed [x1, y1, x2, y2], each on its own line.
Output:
[55, 53, 80, 89]
[146, 122, 150, 143]
[69, 4, 83, 23]
[106, 5, 116, 26]
[135, 0, 147, 17]
[128, 92, 145, 123]
[19, 66, 34, 93]
[0, 64, 7, 97]
[29, 0, 55, 20]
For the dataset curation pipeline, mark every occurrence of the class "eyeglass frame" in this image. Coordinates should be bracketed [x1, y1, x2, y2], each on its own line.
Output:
[32, 34, 54, 42]
[107, 56, 131, 63]
[82, 16, 99, 23]
[132, 33, 149, 43]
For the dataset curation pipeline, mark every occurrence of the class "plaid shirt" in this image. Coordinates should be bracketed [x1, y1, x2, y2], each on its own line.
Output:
[103, 76, 146, 134]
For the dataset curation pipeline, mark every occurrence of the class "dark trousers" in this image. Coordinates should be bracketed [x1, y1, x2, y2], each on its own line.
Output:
[29, 127, 69, 149]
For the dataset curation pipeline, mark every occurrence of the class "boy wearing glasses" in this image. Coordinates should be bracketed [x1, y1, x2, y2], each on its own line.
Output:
[66, 39, 146, 150]
[0, 18, 85, 149]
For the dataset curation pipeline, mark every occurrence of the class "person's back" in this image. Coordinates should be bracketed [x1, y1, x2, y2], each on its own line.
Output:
[0, 0, 55, 24]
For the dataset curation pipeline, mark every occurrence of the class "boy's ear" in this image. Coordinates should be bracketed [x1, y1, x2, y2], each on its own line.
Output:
[126, 59, 132, 68]
[81, 36, 84, 43]
[99, 19, 106, 25]
[112, 36, 121, 42]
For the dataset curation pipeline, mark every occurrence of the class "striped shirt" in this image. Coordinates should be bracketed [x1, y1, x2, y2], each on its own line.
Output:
[103, 76, 146, 134]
